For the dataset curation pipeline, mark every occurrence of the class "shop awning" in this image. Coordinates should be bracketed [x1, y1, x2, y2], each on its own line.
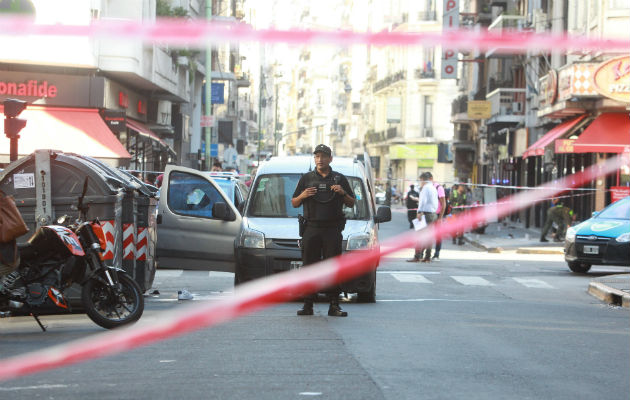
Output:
[0, 106, 131, 161]
[571, 113, 630, 153]
[522, 114, 587, 158]
[126, 119, 175, 154]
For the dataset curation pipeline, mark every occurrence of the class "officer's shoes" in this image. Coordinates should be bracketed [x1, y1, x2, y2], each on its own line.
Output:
[328, 303, 347, 317]
[297, 304, 314, 316]
[540, 237, 549, 242]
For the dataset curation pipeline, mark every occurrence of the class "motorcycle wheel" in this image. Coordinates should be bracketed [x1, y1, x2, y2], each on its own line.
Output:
[82, 272, 144, 329]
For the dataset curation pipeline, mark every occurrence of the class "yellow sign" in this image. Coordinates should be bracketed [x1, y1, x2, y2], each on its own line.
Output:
[467, 100, 491, 119]
[389, 144, 437, 160]
[593, 56, 630, 103]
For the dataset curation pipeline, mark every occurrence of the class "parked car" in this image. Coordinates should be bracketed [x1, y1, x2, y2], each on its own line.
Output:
[564, 196, 630, 273]
[156, 165, 242, 271]
[375, 189, 386, 205]
[234, 156, 391, 302]
[206, 172, 250, 211]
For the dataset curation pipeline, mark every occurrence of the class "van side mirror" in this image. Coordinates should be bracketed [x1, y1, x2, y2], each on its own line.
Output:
[212, 202, 235, 221]
[374, 206, 391, 223]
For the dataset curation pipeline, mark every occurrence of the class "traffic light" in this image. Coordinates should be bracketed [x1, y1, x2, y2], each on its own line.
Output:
[3, 98, 27, 138]
[3, 98, 27, 161]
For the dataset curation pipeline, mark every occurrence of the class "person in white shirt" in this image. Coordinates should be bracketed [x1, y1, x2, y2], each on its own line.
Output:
[407, 172, 438, 262]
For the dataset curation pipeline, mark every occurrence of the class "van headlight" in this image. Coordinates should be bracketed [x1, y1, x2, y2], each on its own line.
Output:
[239, 227, 265, 249]
[616, 232, 630, 243]
[565, 226, 576, 243]
[347, 233, 373, 250]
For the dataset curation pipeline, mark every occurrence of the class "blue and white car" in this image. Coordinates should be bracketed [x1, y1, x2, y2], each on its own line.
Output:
[564, 196, 630, 273]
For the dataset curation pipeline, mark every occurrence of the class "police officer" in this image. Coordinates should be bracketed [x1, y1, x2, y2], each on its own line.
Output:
[292, 144, 355, 317]
[540, 197, 575, 242]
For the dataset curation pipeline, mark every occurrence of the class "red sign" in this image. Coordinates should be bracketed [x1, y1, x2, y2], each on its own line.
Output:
[137, 100, 146, 115]
[555, 139, 575, 154]
[118, 91, 129, 108]
[0, 80, 58, 98]
[593, 56, 630, 103]
[611, 186, 630, 203]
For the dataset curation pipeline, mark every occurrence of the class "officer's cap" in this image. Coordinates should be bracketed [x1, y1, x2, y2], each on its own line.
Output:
[313, 144, 332, 156]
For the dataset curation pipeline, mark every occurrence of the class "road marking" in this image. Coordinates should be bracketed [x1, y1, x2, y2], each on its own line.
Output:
[155, 269, 183, 277]
[299, 392, 323, 396]
[513, 278, 555, 289]
[0, 384, 74, 391]
[451, 276, 495, 286]
[208, 271, 234, 278]
[378, 270, 441, 275]
[391, 273, 433, 283]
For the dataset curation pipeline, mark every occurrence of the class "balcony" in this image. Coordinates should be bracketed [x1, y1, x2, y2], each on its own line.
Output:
[485, 88, 526, 125]
[414, 68, 436, 80]
[373, 70, 406, 93]
[486, 14, 526, 58]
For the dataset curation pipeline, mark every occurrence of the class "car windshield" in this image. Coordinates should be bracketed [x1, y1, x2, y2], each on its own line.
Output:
[248, 174, 369, 220]
[596, 196, 630, 219]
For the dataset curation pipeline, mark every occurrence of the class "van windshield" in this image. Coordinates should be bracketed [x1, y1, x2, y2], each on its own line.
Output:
[248, 174, 369, 220]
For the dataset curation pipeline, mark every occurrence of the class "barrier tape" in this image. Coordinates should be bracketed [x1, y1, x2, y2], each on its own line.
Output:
[0, 155, 623, 382]
[0, 17, 628, 52]
[377, 178, 602, 192]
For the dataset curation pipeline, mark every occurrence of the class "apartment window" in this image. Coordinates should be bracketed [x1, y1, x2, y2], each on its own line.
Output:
[423, 48, 434, 73]
[90, 8, 100, 19]
[608, 0, 629, 9]
[423, 96, 433, 137]
[419, 0, 436, 21]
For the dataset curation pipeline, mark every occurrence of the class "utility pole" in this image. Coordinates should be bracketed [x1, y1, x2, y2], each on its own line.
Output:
[274, 81, 279, 156]
[257, 63, 264, 165]
[204, 0, 213, 170]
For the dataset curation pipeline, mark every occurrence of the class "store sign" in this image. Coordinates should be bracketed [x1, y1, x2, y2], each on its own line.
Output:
[555, 138, 575, 154]
[467, 100, 491, 119]
[441, 0, 459, 79]
[102, 110, 127, 133]
[0, 80, 58, 98]
[390, 144, 437, 160]
[200, 115, 214, 127]
[593, 56, 630, 103]
[610, 186, 630, 203]
[539, 69, 557, 108]
[556, 63, 599, 102]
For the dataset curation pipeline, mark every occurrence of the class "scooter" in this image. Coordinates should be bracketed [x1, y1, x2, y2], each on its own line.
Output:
[0, 178, 144, 331]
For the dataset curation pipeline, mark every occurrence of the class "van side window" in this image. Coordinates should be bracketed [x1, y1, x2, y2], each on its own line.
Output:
[168, 171, 225, 219]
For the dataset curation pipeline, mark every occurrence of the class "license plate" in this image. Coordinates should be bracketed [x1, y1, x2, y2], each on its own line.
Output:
[290, 261, 303, 269]
[583, 245, 599, 255]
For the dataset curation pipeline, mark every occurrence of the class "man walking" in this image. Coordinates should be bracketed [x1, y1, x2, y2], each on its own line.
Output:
[407, 172, 438, 263]
[292, 144, 355, 317]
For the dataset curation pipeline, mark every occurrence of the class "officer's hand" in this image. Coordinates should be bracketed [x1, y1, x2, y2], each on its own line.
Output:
[302, 187, 317, 198]
[331, 185, 345, 196]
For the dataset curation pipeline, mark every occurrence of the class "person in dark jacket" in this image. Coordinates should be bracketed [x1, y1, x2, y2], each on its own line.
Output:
[292, 144, 355, 317]
[405, 184, 419, 229]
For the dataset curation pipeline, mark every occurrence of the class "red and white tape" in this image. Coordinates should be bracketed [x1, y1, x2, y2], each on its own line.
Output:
[0, 155, 623, 382]
[0, 17, 628, 53]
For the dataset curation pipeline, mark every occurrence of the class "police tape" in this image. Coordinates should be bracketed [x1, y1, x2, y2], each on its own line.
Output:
[0, 16, 628, 52]
[376, 178, 601, 192]
[0, 155, 624, 382]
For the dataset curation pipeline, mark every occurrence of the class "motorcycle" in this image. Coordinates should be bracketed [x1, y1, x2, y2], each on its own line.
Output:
[0, 178, 144, 331]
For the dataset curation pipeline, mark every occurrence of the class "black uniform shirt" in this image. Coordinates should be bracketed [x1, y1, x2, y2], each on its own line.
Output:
[293, 168, 354, 222]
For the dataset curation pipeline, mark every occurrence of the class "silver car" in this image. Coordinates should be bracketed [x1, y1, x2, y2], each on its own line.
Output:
[234, 156, 391, 302]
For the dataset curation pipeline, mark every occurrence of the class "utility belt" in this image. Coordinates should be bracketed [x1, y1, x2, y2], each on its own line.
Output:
[298, 215, 345, 237]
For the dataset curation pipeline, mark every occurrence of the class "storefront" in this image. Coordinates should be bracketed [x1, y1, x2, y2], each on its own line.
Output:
[0, 70, 174, 170]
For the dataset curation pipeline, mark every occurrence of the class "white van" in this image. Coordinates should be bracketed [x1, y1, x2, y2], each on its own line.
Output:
[234, 156, 391, 302]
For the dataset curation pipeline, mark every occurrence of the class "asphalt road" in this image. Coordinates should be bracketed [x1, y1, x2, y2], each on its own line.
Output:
[0, 209, 628, 399]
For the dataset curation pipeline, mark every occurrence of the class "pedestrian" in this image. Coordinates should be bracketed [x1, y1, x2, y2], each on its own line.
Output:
[450, 184, 467, 245]
[407, 172, 438, 263]
[211, 161, 223, 172]
[404, 184, 419, 229]
[431, 179, 447, 261]
[291, 144, 355, 317]
[540, 197, 575, 242]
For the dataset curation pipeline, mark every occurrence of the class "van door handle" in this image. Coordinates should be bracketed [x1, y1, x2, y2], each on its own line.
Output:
[156, 214, 162, 224]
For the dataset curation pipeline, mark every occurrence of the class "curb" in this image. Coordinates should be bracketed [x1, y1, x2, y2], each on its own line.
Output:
[516, 247, 564, 255]
[588, 282, 630, 308]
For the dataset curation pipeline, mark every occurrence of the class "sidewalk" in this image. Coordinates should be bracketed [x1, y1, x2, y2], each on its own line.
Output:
[463, 221, 630, 308]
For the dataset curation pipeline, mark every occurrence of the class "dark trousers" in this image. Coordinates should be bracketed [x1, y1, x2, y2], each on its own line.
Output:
[414, 212, 437, 260]
[302, 225, 343, 304]
[407, 210, 417, 229]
